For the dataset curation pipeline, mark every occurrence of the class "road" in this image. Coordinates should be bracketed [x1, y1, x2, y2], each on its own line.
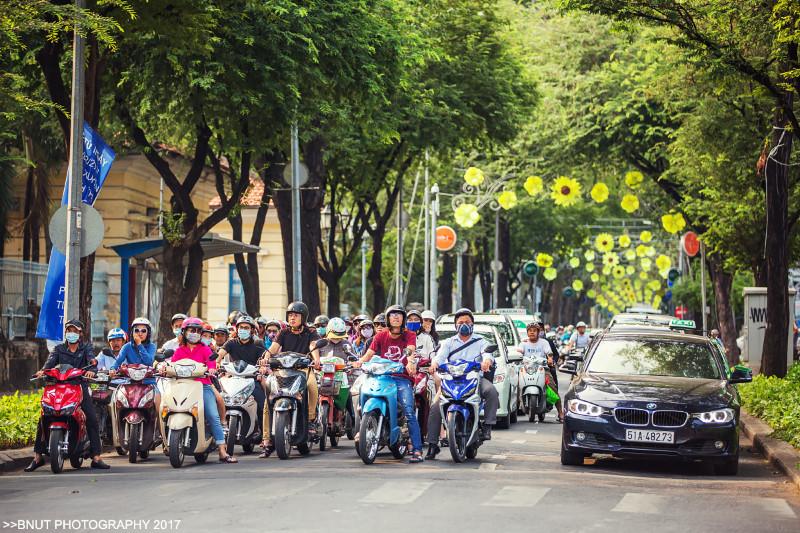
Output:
[1, 374, 798, 533]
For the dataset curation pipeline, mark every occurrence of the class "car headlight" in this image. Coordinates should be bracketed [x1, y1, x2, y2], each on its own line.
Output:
[493, 373, 505, 384]
[693, 408, 735, 424]
[567, 399, 604, 417]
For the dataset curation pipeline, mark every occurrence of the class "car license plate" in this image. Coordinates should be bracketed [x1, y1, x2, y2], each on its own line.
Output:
[625, 429, 674, 444]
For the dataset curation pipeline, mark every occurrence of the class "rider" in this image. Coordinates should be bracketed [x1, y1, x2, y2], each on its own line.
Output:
[350, 314, 368, 342]
[168, 317, 237, 463]
[201, 322, 216, 349]
[425, 308, 499, 460]
[213, 324, 230, 350]
[26, 319, 111, 471]
[373, 313, 387, 335]
[259, 302, 321, 458]
[352, 319, 374, 356]
[97, 328, 127, 371]
[566, 321, 590, 352]
[407, 310, 435, 358]
[520, 321, 564, 422]
[255, 316, 268, 341]
[355, 305, 425, 464]
[161, 313, 187, 352]
[320, 317, 354, 358]
[421, 310, 439, 345]
[314, 315, 330, 338]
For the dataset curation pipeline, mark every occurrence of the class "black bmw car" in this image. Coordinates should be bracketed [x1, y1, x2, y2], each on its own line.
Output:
[559, 326, 752, 475]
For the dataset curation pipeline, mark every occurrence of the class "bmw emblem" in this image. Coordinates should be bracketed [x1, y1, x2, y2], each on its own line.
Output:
[646, 403, 657, 410]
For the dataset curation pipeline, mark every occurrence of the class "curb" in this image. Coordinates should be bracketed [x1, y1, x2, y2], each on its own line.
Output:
[740, 411, 800, 490]
[0, 446, 33, 474]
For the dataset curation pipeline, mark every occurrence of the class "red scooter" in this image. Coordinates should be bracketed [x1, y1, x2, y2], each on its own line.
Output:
[110, 364, 161, 463]
[34, 364, 94, 473]
[414, 357, 433, 440]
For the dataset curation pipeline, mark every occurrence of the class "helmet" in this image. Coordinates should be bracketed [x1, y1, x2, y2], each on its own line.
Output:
[384, 304, 406, 326]
[202, 322, 214, 334]
[453, 308, 474, 324]
[313, 315, 330, 327]
[213, 323, 229, 335]
[64, 318, 84, 331]
[171, 313, 187, 325]
[181, 317, 204, 332]
[227, 310, 244, 325]
[421, 310, 436, 321]
[236, 315, 256, 328]
[131, 317, 152, 330]
[526, 321, 542, 331]
[353, 314, 368, 324]
[576, 321, 587, 328]
[358, 319, 374, 329]
[107, 328, 127, 341]
[256, 316, 268, 326]
[406, 309, 422, 321]
[373, 313, 386, 325]
[327, 317, 348, 339]
[266, 319, 282, 329]
[286, 302, 309, 324]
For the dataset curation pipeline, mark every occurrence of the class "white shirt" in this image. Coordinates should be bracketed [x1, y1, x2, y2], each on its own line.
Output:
[415, 332, 436, 358]
[518, 338, 552, 361]
[570, 332, 590, 349]
[434, 334, 493, 367]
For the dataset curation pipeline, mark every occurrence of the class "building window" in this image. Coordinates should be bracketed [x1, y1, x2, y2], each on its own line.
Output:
[229, 264, 246, 314]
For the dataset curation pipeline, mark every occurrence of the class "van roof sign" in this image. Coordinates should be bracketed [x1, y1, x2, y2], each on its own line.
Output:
[669, 319, 696, 330]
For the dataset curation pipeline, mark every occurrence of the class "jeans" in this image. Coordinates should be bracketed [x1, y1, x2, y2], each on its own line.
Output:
[426, 377, 499, 444]
[394, 377, 423, 452]
[202, 385, 225, 443]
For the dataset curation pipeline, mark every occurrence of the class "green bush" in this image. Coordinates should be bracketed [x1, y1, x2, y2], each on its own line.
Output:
[739, 364, 800, 449]
[0, 391, 41, 449]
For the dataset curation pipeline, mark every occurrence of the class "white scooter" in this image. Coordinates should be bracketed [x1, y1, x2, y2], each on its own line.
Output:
[157, 354, 217, 468]
[219, 360, 262, 454]
[519, 353, 550, 423]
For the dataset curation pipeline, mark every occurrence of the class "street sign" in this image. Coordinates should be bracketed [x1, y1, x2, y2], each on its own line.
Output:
[282, 160, 309, 187]
[490, 259, 503, 272]
[675, 305, 688, 319]
[681, 231, 700, 257]
[563, 287, 575, 298]
[668, 268, 680, 282]
[48, 203, 105, 258]
[435, 225, 457, 251]
[523, 260, 539, 277]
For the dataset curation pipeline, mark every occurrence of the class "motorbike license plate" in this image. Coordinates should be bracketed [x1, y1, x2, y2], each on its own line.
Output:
[624, 429, 674, 444]
[322, 364, 335, 373]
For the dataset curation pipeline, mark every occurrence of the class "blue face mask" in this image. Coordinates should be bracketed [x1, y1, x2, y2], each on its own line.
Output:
[458, 323, 473, 337]
[201, 337, 213, 347]
[65, 332, 80, 344]
[173, 328, 182, 338]
[238, 328, 251, 340]
[317, 327, 326, 336]
[406, 321, 422, 332]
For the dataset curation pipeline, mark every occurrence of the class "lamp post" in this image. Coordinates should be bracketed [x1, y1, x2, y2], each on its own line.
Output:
[290, 122, 302, 301]
[361, 239, 369, 313]
[430, 183, 439, 314]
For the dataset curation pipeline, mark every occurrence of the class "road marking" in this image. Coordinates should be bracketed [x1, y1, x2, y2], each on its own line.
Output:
[491, 454, 507, 460]
[512, 440, 526, 444]
[751, 498, 797, 519]
[263, 480, 319, 500]
[360, 481, 433, 504]
[482, 486, 549, 507]
[479, 463, 497, 471]
[525, 430, 538, 434]
[611, 493, 668, 514]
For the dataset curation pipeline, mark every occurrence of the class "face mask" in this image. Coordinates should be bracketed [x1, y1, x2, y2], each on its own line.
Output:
[406, 321, 421, 332]
[173, 328, 182, 338]
[317, 327, 326, 336]
[458, 323, 473, 337]
[186, 332, 201, 344]
[65, 332, 80, 344]
[361, 327, 374, 339]
[238, 328, 251, 340]
[201, 337, 213, 346]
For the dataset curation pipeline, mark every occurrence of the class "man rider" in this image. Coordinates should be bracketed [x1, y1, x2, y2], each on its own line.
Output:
[519, 321, 564, 422]
[566, 321, 590, 352]
[161, 313, 187, 352]
[425, 308, 499, 460]
[213, 324, 230, 350]
[314, 315, 330, 337]
[97, 328, 127, 371]
[26, 319, 111, 471]
[259, 302, 321, 458]
[355, 305, 425, 463]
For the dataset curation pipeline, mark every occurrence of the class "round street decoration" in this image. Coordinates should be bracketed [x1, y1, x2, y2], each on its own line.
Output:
[681, 231, 700, 257]
[435, 225, 458, 252]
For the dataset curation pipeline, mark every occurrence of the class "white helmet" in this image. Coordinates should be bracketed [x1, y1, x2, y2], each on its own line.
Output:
[421, 310, 436, 321]
[326, 317, 348, 339]
[131, 317, 153, 329]
[576, 321, 587, 328]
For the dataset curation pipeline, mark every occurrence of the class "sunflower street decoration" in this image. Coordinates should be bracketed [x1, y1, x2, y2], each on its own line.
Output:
[569, 256, 581, 268]
[572, 279, 584, 291]
[640, 230, 652, 243]
[584, 249, 596, 261]
[585, 262, 595, 272]
[618, 234, 631, 248]
[550, 176, 582, 207]
[543, 267, 557, 281]
[464, 167, 485, 186]
[590, 182, 609, 203]
[625, 170, 644, 189]
[454, 203, 480, 228]
[452, 167, 514, 228]
[594, 233, 614, 253]
[655, 254, 672, 271]
[603, 252, 620, 267]
[661, 212, 687, 234]
[524, 175, 544, 196]
[497, 190, 518, 210]
[620, 194, 640, 213]
[636, 244, 648, 257]
[536, 252, 554, 268]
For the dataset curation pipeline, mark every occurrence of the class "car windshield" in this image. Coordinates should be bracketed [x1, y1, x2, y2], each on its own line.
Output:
[478, 320, 515, 346]
[586, 339, 722, 379]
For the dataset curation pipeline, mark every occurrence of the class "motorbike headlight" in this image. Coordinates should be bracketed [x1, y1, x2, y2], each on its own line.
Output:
[231, 393, 248, 405]
[138, 388, 154, 407]
[567, 399, 604, 417]
[692, 408, 735, 424]
[60, 402, 77, 415]
[322, 363, 336, 373]
[175, 365, 193, 378]
[41, 404, 56, 415]
[128, 368, 148, 381]
[493, 373, 505, 384]
[448, 363, 468, 377]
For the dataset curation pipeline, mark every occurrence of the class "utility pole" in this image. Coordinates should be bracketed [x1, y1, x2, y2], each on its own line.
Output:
[396, 184, 403, 305]
[430, 184, 439, 315]
[291, 123, 302, 301]
[361, 240, 368, 313]
[64, 0, 86, 323]
[423, 151, 430, 309]
[492, 210, 501, 309]
[700, 241, 707, 334]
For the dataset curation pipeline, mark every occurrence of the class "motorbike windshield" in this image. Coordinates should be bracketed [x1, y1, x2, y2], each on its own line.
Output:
[365, 356, 404, 375]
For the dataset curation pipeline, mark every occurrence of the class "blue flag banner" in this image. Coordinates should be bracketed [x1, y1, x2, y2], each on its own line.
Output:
[36, 122, 116, 341]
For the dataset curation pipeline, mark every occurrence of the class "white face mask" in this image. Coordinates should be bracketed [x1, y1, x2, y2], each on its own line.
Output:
[361, 327, 374, 339]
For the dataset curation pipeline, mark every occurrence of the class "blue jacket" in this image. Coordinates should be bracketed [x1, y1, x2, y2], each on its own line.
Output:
[113, 341, 156, 384]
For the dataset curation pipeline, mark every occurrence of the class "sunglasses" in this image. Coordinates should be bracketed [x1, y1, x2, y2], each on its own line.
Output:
[375, 322, 387, 327]
[133, 328, 148, 334]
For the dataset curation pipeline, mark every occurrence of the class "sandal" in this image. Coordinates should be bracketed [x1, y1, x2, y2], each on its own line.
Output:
[219, 455, 238, 463]
[259, 444, 274, 459]
[556, 416, 564, 424]
[408, 451, 424, 464]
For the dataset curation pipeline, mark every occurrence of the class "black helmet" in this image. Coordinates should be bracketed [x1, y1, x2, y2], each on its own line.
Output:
[236, 315, 256, 328]
[313, 315, 330, 327]
[373, 313, 387, 325]
[406, 309, 422, 321]
[64, 318, 84, 332]
[286, 301, 309, 324]
[384, 304, 406, 329]
[353, 314, 368, 325]
[256, 316, 268, 326]
[453, 308, 474, 324]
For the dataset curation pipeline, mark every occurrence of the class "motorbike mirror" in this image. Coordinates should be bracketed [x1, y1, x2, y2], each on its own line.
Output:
[154, 353, 166, 362]
[163, 349, 175, 358]
[485, 344, 498, 354]
[558, 361, 578, 375]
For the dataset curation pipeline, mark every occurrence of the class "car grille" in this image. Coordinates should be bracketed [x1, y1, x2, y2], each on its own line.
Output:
[614, 408, 649, 426]
[652, 410, 688, 428]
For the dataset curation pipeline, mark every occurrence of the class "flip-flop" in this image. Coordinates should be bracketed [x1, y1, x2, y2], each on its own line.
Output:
[219, 455, 238, 463]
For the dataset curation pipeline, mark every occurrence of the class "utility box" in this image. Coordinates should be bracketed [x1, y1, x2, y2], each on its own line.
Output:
[742, 287, 796, 373]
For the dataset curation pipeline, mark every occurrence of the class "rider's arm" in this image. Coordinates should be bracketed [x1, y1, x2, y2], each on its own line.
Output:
[267, 341, 281, 356]
[42, 349, 59, 370]
[111, 344, 129, 370]
[359, 347, 376, 364]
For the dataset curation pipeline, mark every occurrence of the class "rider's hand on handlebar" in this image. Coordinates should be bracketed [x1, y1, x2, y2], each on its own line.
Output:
[351, 359, 363, 369]
[34, 369, 45, 378]
[480, 359, 492, 373]
[85, 371, 96, 379]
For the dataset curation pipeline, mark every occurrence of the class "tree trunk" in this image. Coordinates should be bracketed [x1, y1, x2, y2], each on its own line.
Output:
[326, 279, 341, 317]
[497, 215, 511, 307]
[157, 242, 205, 343]
[462, 252, 475, 310]
[708, 254, 740, 364]
[438, 252, 454, 314]
[761, 102, 792, 377]
[367, 235, 387, 313]
[477, 237, 491, 311]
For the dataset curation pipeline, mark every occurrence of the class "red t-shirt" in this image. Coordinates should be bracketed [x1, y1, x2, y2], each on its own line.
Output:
[368, 329, 417, 380]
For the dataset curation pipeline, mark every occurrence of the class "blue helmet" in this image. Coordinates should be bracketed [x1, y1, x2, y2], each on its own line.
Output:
[107, 328, 128, 341]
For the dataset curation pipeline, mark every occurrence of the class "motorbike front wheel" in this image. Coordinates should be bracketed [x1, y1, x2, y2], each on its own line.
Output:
[319, 403, 329, 452]
[358, 411, 381, 465]
[226, 415, 239, 456]
[527, 396, 538, 423]
[447, 411, 469, 463]
[168, 428, 186, 468]
[274, 411, 292, 460]
[128, 423, 140, 464]
[49, 428, 65, 474]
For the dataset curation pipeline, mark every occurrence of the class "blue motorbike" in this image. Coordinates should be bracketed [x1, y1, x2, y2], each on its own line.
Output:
[357, 356, 410, 464]
[438, 345, 497, 463]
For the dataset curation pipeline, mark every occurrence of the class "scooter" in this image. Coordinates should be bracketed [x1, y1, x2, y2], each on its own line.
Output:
[157, 354, 217, 468]
[219, 359, 262, 454]
[413, 356, 434, 441]
[519, 353, 551, 423]
[31, 364, 94, 473]
[317, 354, 351, 450]
[343, 354, 361, 440]
[266, 339, 329, 460]
[439, 345, 497, 463]
[89, 370, 114, 445]
[357, 356, 410, 465]
[110, 364, 161, 463]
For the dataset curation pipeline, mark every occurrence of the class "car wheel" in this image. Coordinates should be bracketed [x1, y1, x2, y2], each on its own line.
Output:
[560, 440, 585, 466]
[714, 454, 739, 476]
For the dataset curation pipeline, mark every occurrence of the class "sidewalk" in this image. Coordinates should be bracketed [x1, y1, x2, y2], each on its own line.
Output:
[740, 410, 800, 491]
[0, 446, 33, 473]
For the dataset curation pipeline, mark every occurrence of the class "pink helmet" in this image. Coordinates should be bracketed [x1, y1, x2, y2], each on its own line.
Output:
[181, 317, 204, 333]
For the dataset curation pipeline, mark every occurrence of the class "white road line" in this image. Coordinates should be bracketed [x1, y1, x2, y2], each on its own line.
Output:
[491, 454, 507, 460]
[751, 498, 797, 519]
[263, 480, 319, 500]
[512, 439, 526, 444]
[360, 481, 433, 504]
[479, 463, 497, 471]
[611, 493, 668, 514]
[525, 430, 538, 434]
[482, 486, 549, 507]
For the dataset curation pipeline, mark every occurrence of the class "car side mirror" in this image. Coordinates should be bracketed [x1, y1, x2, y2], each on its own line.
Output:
[485, 344, 498, 354]
[729, 367, 752, 384]
[507, 348, 523, 362]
